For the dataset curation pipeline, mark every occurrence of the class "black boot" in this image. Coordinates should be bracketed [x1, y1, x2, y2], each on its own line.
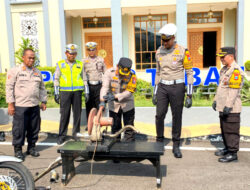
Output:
[218, 152, 238, 163]
[172, 143, 182, 158]
[156, 136, 164, 142]
[215, 148, 228, 156]
[57, 137, 65, 145]
[27, 144, 40, 157]
[14, 146, 25, 161]
[0, 132, 5, 142]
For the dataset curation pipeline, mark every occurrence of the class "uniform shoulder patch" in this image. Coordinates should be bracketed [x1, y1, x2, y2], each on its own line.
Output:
[229, 69, 242, 89]
[183, 49, 193, 70]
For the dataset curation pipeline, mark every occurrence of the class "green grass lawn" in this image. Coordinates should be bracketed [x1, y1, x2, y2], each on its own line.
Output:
[1, 95, 250, 108]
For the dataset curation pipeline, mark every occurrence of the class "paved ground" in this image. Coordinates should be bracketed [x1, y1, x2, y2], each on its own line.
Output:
[1, 107, 250, 138]
[1, 136, 250, 190]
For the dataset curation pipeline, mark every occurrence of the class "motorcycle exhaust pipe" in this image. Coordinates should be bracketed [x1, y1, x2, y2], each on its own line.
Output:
[34, 157, 62, 182]
[50, 170, 59, 183]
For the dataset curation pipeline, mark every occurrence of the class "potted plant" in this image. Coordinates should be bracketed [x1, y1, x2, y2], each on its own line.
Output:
[14, 37, 40, 66]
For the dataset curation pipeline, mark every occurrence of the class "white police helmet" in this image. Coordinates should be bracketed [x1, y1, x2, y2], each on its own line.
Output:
[159, 23, 177, 40]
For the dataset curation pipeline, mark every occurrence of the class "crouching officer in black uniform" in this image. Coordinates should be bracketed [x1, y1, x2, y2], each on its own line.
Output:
[153, 23, 193, 158]
[6, 49, 47, 161]
[213, 47, 244, 162]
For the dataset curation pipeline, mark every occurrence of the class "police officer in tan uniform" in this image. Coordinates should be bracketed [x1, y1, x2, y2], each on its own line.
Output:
[100, 57, 136, 142]
[212, 47, 244, 163]
[54, 44, 84, 145]
[153, 23, 193, 158]
[82, 42, 106, 124]
[6, 48, 47, 161]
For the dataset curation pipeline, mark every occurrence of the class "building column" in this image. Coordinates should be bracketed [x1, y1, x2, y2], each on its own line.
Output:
[71, 17, 83, 60]
[122, 14, 129, 58]
[237, 0, 244, 66]
[176, 0, 187, 47]
[0, 0, 15, 71]
[48, 0, 66, 65]
[42, 0, 52, 66]
[224, 9, 236, 47]
[111, 0, 123, 66]
[58, 0, 66, 59]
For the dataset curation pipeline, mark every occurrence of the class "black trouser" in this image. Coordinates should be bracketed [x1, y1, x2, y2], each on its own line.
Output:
[12, 106, 41, 147]
[86, 84, 101, 120]
[219, 112, 240, 153]
[59, 90, 82, 139]
[109, 108, 135, 140]
[155, 83, 185, 144]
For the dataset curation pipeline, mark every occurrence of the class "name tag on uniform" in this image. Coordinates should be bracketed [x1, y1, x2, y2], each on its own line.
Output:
[33, 72, 40, 77]
[61, 63, 66, 68]
[223, 77, 229, 85]
[19, 74, 27, 77]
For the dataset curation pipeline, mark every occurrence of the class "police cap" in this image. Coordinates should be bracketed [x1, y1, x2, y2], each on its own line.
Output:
[86, 42, 97, 50]
[66, 44, 78, 54]
[159, 23, 177, 41]
[217, 47, 235, 57]
[118, 57, 132, 76]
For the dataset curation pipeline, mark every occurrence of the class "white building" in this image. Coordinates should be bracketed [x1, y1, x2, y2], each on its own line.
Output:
[0, 0, 249, 81]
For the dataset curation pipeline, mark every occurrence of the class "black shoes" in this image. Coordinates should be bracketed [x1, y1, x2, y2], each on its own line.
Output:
[27, 147, 40, 157]
[72, 135, 80, 142]
[218, 153, 238, 163]
[113, 160, 120, 163]
[14, 147, 25, 161]
[57, 137, 65, 145]
[0, 132, 5, 142]
[172, 146, 182, 158]
[215, 148, 228, 156]
[156, 137, 164, 142]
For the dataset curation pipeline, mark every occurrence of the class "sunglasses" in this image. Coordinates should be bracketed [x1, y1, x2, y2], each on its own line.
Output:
[162, 38, 171, 42]
[87, 49, 96, 52]
[219, 54, 229, 59]
[66, 52, 77, 55]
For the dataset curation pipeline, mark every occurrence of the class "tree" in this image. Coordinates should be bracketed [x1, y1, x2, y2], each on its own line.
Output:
[14, 37, 40, 66]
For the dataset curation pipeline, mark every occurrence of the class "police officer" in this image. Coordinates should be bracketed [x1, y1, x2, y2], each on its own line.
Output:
[212, 47, 244, 163]
[6, 48, 47, 161]
[82, 42, 106, 124]
[100, 57, 136, 142]
[54, 44, 84, 145]
[153, 23, 193, 158]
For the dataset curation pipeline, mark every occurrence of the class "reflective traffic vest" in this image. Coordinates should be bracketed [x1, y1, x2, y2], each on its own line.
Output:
[57, 60, 84, 91]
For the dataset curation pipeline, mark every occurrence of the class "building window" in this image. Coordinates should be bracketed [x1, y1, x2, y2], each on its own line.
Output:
[188, 12, 223, 24]
[83, 17, 111, 28]
[134, 15, 168, 70]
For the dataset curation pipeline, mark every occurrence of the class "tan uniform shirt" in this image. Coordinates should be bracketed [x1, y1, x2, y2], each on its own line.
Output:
[100, 68, 135, 113]
[155, 44, 193, 85]
[6, 63, 47, 107]
[82, 56, 106, 85]
[214, 61, 244, 113]
[54, 60, 78, 87]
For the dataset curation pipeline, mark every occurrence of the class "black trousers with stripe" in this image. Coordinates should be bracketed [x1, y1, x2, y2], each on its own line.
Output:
[85, 84, 102, 120]
[109, 108, 135, 140]
[219, 112, 240, 153]
[155, 83, 185, 144]
[59, 90, 82, 139]
[12, 106, 40, 147]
